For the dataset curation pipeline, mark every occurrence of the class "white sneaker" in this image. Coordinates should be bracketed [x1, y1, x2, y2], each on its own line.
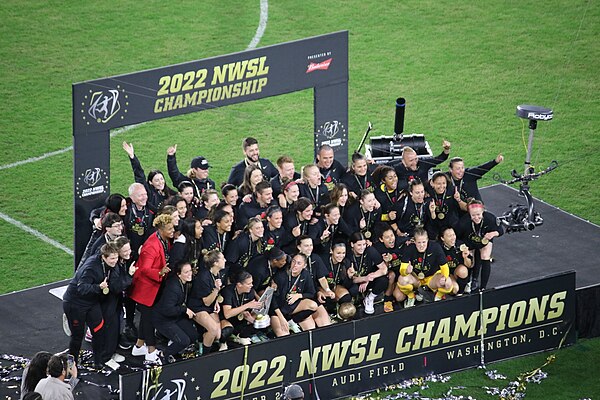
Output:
[111, 353, 125, 363]
[62, 314, 71, 337]
[232, 335, 252, 346]
[145, 350, 162, 365]
[464, 281, 472, 294]
[404, 297, 415, 308]
[288, 320, 301, 334]
[363, 292, 376, 315]
[219, 342, 228, 351]
[434, 295, 443, 302]
[84, 328, 92, 343]
[131, 344, 148, 357]
[104, 359, 120, 370]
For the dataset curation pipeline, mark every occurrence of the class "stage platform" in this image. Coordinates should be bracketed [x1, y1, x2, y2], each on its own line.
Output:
[1, 184, 599, 399]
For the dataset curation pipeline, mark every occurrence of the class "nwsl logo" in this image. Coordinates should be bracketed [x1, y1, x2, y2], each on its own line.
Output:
[306, 58, 333, 73]
[83, 168, 102, 186]
[88, 89, 120, 123]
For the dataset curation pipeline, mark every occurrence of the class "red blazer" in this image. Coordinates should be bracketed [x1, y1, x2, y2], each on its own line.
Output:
[129, 233, 171, 307]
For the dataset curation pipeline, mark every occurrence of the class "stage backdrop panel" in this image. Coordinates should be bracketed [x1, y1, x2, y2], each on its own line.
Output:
[120, 271, 576, 400]
[72, 31, 349, 266]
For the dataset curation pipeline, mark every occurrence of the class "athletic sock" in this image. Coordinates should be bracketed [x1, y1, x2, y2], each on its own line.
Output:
[397, 284, 414, 298]
[480, 259, 491, 289]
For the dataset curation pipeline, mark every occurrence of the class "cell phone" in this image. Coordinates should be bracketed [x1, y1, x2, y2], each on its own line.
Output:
[67, 354, 74, 372]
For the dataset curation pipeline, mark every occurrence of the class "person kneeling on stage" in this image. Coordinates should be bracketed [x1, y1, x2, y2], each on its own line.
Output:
[152, 262, 199, 364]
[372, 223, 408, 312]
[189, 249, 226, 354]
[396, 228, 452, 307]
[346, 232, 388, 315]
[273, 254, 331, 331]
[439, 226, 473, 294]
[221, 271, 264, 346]
[455, 200, 503, 291]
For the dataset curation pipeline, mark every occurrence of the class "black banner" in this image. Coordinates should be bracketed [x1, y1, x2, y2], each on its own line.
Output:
[120, 271, 576, 400]
[72, 32, 349, 266]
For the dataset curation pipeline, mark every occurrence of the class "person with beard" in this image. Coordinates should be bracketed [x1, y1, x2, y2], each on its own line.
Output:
[309, 203, 351, 258]
[345, 232, 388, 315]
[455, 200, 503, 291]
[343, 190, 381, 241]
[439, 226, 472, 295]
[395, 179, 434, 238]
[166, 144, 216, 197]
[341, 152, 375, 199]
[316, 144, 346, 192]
[227, 137, 278, 187]
[263, 205, 285, 251]
[272, 254, 331, 331]
[390, 141, 452, 192]
[298, 164, 330, 210]
[446, 154, 505, 213]
[372, 224, 408, 312]
[270, 155, 300, 198]
[397, 228, 452, 308]
[237, 181, 275, 230]
[426, 171, 461, 239]
[122, 141, 176, 210]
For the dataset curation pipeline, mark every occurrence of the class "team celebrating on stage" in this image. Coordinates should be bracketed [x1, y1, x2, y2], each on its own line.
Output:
[62, 136, 504, 368]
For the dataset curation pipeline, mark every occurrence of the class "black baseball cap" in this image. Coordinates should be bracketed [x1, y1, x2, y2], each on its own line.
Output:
[191, 156, 210, 170]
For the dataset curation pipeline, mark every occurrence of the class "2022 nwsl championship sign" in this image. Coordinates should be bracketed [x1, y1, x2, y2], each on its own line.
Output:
[120, 271, 576, 399]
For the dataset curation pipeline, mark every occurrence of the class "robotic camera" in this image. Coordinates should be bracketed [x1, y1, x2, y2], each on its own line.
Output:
[495, 105, 558, 233]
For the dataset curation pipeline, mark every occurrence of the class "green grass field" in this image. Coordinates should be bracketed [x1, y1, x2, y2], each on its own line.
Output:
[1, 1, 599, 398]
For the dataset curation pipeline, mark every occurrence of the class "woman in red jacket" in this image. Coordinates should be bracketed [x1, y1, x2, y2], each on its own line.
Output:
[129, 213, 174, 364]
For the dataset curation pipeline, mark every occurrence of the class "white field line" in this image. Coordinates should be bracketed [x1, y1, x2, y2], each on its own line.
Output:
[0, 3, 268, 256]
[0, 211, 73, 255]
[247, 0, 268, 50]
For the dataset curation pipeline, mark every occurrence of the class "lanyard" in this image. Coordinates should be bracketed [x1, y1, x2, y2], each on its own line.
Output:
[157, 232, 170, 263]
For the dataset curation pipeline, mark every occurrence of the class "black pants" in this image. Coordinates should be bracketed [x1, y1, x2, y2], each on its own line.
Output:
[100, 295, 121, 361]
[367, 275, 388, 296]
[155, 318, 199, 358]
[63, 301, 105, 365]
[136, 304, 157, 347]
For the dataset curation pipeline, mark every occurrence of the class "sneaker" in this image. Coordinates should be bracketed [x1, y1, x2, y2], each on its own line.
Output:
[288, 320, 302, 334]
[363, 292, 376, 315]
[383, 301, 394, 313]
[232, 335, 252, 346]
[464, 281, 472, 294]
[62, 314, 71, 337]
[111, 353, 125, 363]
[250, 335, 262, 344]
[415, 292, 424, 302]
[84, 328, 92, 343]
[404, 297, 415, 308]
[119, 335, 134, 350]
[104, 359, 120, 370]
[145, 350, 162, 365]
[132, 344, 148, 357]
[122, 325, 138, 341]
[219, 342, 228, 351]
[434, 294, 444, 302]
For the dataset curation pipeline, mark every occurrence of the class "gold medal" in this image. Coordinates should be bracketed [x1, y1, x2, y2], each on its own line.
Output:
[237, 314, 244, 321]
[437, 212, 445, 220]
[102, 287, 109, 295]
[364, 231, 372, 239]
[417, 272, 425, 280]
[481, 238, 489, 245]
[459, 244, 468, 252]
[217, 295, 223, 303]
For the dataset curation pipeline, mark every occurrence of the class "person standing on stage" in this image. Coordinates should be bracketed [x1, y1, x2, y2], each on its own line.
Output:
[391, 140, 451, 192]
[166, 144, 216, 197]
[341, 152, 375, 199]
[395, 179, 434, 238]
[124, 183, 155, 260]
[343, 190, 381, 241]
[237, 181, 275, 230]
[271, 155, 300, 198]
[239, 164, 265, 198]
[227, 137, 278, 187]
[202, 208, 234, 254]
[316, 144, 346, 192]
[298, 164, 330, 209]
[129, 214, 175, 365]
[447, 154, 504, 211]
[455, 200, 503, 291]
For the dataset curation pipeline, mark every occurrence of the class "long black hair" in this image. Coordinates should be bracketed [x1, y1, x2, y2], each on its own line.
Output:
[23, 351, 52, 394]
